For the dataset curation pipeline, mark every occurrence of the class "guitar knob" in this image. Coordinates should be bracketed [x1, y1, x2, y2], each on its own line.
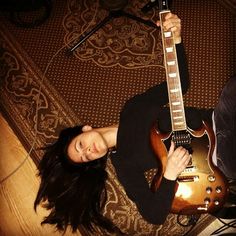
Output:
[206, 187, 212, 194]
[214, 200, 220, 205]
[208, 175, 216, 182]
[204, 198, 211, 205]
[216, 186, 222, 193]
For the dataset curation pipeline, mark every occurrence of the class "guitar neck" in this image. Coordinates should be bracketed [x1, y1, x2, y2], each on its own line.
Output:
[160, 10, 187, 131]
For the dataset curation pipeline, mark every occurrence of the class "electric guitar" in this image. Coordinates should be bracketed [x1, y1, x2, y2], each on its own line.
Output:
[150, 0, 229, 214]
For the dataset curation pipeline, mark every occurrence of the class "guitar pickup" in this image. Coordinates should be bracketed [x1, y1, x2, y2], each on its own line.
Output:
[177, 175, 199, 182]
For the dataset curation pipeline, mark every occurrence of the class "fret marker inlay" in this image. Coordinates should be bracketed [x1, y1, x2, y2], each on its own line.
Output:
[167, 61, 176, 66]
[172, 101, 181, 106]
[174, 122, 184, 125]
[164, 32, 172, 37]
[173, 109, 182, 113]
[173, 116, 183, 120]
[170, 88, 179, 93]
[166, 47, 174, 52]
[169, 73, 177, 78]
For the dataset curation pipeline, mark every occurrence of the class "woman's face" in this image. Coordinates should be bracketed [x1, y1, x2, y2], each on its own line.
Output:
[67, 127, 108, 163]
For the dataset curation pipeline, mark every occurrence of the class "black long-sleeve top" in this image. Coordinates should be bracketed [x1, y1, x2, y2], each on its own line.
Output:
[111, 43, 190, 225]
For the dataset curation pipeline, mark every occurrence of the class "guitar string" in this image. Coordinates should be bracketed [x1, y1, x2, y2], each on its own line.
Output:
[0, 0, 99, 184]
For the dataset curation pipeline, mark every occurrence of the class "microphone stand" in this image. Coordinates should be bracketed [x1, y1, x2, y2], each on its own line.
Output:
[67, 1, 158, 54]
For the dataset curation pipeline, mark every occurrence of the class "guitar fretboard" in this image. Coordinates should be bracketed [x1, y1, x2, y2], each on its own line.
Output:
[160, 11, 187, 131]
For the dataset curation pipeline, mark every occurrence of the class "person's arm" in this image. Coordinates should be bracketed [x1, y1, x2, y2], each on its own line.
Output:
[112, 153, 177, 225]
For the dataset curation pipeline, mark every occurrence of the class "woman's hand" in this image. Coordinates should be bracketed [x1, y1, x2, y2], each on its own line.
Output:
[164, 141, 190, 180]
[156, 13, 182, 44]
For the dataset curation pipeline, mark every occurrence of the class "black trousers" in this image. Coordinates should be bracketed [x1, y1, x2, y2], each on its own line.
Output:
[214, 76, 236, 180]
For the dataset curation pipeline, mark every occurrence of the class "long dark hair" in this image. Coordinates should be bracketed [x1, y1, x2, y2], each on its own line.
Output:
[34, 126, 117, 233]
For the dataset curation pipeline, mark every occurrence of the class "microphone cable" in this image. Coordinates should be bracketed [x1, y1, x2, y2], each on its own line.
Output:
[0, 0, 99, 184]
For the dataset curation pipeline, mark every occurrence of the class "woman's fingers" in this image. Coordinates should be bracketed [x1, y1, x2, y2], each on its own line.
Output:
[168, 141, 175, 155]
[176, 149, 191, 168]
[165, 145, 190, 180]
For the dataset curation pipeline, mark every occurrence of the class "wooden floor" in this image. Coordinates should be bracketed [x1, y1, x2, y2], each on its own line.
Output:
[0, 113, 81, 236]
[0, 113, 235, 236]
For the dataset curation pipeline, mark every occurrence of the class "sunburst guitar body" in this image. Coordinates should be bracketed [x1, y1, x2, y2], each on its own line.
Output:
[150, 0, 229, 215]
[150, 121, 229, 214]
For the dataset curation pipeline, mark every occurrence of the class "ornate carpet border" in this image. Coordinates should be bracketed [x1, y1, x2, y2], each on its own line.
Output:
[0, 23, 81, 164]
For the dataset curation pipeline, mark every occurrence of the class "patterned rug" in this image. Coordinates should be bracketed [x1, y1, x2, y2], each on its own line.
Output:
[0, 0, 235, 235]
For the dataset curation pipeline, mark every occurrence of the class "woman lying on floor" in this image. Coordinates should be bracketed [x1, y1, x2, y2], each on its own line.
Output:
[34, 13, 236, 234]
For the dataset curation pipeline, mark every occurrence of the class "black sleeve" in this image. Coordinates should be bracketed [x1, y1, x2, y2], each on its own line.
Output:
[112, 150, 177, 225]
[138, 178, 177, 224]
[126, 172, 177, 225]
